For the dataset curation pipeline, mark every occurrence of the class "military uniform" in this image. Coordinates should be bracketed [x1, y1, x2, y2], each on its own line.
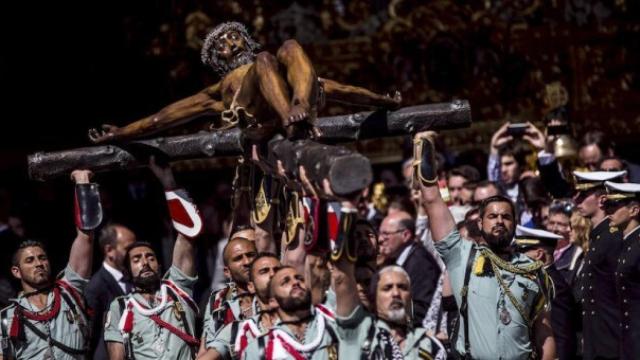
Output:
[577, 218, 622, 359]
[435, 229, 550, 360]
[615, 225, 640, 359]
[103, 266, 198, 360]
[336, 305, 443, 359]
[0, 265, 90, 360]
[241, 305, 338, 360]
[206, 312, 271, 360]
[202, 285, 258, 345]
[603, 181, 640, 359]
[513, 226, 579, 360]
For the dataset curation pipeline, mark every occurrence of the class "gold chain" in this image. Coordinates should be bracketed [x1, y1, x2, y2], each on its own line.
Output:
[480, 248, 544, 326]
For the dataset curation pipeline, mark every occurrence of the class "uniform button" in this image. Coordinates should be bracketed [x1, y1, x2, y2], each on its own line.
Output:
[591, 299, 595, 304]
[625, 312, 629, 317]
[581, 299, 585, 303]
[597, 236, 601, 239]
[589, 273, 593, 277]
[588, 260, 592, 264]
[623, 286, 626, 290]
[618, 259, 621, 263]
[624, 299, 628, 303]
[623, 259, 626, 264]
[582, 311, 586, 315]
[591, 311, 596, 315]
[581, 286, 585, 290]
[628, 246, 632, 251]
[589, 286, 593, 290]
[626, 325, 629, 329]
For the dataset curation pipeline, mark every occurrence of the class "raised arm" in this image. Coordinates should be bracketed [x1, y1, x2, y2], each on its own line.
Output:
[414, 132, 456, 242]
[68, 170, 100, 279]
[320, 78, 401, 109]
[148, 156, 200, 276]
[89, 82, 225, 143]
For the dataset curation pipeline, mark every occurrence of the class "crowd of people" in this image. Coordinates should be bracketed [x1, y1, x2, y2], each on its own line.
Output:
[0, 112, 639, 360]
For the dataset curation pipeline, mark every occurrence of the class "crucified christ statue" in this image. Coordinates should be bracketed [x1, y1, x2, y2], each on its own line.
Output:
[88, 21, 401, 143]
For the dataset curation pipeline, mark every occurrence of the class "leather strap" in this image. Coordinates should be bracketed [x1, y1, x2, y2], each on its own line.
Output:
[117, 297, 134, 360]
[20, 317, 86, 355]
[451, 246, 477, 359]
[1, 308, 14, 359]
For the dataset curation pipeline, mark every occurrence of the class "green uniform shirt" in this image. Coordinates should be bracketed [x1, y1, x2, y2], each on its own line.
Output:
[336, 305, 442, 359]
[241, 307, 337, 360]
[103, 266, 197, 360]
[202, 287, 259, 346]
[207, 312, 269, 360]
[0, 265, 90, 360]
[435, 230, 545, 360]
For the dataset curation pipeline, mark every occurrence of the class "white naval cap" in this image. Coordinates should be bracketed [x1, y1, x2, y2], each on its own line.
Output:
[573, 170, 627, 191]
[604, 181, 640, 201]
[514, 225, 563, 249]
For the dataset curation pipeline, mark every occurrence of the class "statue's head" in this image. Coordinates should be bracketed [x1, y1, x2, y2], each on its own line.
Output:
[201, 22, 261, 77]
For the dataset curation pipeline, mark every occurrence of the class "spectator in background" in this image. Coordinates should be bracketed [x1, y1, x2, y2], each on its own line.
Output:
[570, 210, 591, 253]
[377, 211, 441, 326]
[519, 177, 550, 227]
[447, 165, 480, 206]
[580, 130, 640, 182]
[85, 224, 137, 360]
[488, 122, 531, 205]
[547, 200, 584, 286]
[472, 180, 501, 205]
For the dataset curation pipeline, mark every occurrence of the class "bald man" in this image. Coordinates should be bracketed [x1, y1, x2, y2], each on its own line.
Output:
[86, 224, 137, 360]
[378, 211, 441, 326]
[201, 237, 258, 350]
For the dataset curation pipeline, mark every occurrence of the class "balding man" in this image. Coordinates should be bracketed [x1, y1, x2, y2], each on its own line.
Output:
[201, 236, 258, 349]
[86, 223, 137, 360]
[378, 211, 441, 326]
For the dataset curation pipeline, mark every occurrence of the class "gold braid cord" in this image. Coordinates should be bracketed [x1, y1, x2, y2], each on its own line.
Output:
[480, 248, 544, 326]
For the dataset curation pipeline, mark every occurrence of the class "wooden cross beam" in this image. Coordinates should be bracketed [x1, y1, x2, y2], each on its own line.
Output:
[27, 101, 472, 184]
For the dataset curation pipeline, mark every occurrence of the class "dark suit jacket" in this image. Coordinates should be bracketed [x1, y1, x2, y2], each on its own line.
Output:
[400, 243, 442, 328]
[85, 265, 127, 360]
[547, 264, 579, 360]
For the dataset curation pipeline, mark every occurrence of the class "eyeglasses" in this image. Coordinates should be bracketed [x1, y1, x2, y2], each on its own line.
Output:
[379, 229, 407, 237]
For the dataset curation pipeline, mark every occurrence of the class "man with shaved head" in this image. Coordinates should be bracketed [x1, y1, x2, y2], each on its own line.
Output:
[202, 236, 258, 343]
[378, 211, 441, 326]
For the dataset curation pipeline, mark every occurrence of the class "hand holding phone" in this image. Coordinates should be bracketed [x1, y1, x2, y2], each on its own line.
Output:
[506, 123, 528, 137]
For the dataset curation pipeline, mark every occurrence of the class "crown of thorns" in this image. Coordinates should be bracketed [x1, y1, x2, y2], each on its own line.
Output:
[200, 22, 260, 71]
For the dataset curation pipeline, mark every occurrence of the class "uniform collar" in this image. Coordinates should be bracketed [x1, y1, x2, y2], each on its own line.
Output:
[624, 225, 640, 241]
[375, 318, 426, 356]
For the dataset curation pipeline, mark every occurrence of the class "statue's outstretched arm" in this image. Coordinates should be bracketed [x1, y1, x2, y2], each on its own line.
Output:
[88, 83, 225, 143]
[320, 77, 401, 108]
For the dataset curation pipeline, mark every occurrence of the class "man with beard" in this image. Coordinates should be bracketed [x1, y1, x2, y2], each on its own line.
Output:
[240, 266, 338, 359]
[202, 237, 258, 341]
[332, 259, 444, 359]
[88, 21, 401, 143]
[198, 253, 281, 360]
[103, 157, 203, 360]
[414, 131, 556, 359]
[572, 170, 626, 359]
[0, 170, 101, 359]
[603, 181, 640, 359]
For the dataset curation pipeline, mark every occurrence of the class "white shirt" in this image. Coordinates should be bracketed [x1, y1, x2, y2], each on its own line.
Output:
[396, 243, 415, 267]
[103, 261, 128, 293]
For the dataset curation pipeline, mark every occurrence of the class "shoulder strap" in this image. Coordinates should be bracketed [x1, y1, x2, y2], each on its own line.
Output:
[257, 334, 266, 359]
[21, 318, 86, 355]
[231, 321, 240, 345]
[1, 307, 15, 359]
[451, 245, 477, 358]
[360, 322, 377, 360]
[117, 297, 133, 360]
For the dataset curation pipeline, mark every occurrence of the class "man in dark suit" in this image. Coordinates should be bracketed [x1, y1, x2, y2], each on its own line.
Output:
[378, 211, 441, 327]
[85, 223, 136, 360]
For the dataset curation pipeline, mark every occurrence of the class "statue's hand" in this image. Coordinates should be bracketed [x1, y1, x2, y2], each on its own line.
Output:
[88, 124, 120, 143]
[386, 90, 402, 108]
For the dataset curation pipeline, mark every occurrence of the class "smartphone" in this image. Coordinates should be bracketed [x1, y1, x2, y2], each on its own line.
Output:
[547, 124, 570, 136]
[506, 123, 528, 137]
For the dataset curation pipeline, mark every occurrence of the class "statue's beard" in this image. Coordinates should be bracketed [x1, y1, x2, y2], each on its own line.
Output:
[481, 226, 514, 253]
[214, 50, 255, 76]
[133, 268, 161, 293]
